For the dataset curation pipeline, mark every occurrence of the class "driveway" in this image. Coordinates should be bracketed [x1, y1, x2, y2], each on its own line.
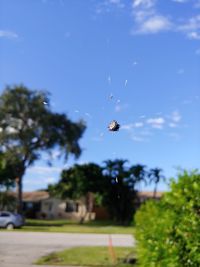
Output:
[0, 231, 135, 267]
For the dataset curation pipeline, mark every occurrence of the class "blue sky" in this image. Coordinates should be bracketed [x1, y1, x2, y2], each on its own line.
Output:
[0, 0, 200, 192]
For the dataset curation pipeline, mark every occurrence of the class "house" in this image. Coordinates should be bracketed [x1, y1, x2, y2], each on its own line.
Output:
[133, 191, 163, 209]
[137, 191, 163, 203]
[21, 191, 95, 221]
[5, 190, 164, 220]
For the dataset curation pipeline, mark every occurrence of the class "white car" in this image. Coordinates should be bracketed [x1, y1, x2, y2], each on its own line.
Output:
[0, 211, 25, 229]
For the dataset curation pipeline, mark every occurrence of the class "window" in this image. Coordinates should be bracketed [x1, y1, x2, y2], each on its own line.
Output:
[27, 202, 33, 209]
[0, 212, 10, 217]
[65, 202, 79, 212]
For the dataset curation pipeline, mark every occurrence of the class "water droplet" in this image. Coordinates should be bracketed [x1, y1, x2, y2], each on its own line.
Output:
[117, 195, 120, 199]
[124, 80, 128, 86]
[32, 137, 38, 143]
[116, 99, 121, 104]
[109, 93, 114, 99]
[43, 101, 48, 105]
[74, 110, 79, 113]
[108, 75, 111, 84]
[85, 112, 92, 118]
[115, 177, 118, 183]
[140, 115, 146, 119]
[100, 132, 104, 137]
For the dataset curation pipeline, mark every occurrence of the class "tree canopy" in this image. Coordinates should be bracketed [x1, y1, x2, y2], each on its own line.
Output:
[0, 152, 17, 189]
[0, 85, 86, 212]
[148, 168, 165, 198]
[50, 159, 150, 225]
[49, 163, 105, 200]
[135, 170, 200, 266]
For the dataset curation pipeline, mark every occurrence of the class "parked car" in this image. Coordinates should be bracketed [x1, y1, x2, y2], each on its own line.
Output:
[0, 211, 25, 229]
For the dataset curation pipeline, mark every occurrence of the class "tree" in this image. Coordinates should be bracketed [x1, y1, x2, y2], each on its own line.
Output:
[49, 163, 105, 222]
[0, 152, 17, 190]
[148, 168, 165, 198]
[0, 192, 16, 211]
[135, 170, 200, 266]
[0, 85, 86, 213]
[129, 164, 147, 190]
[103, 159, 138, 225]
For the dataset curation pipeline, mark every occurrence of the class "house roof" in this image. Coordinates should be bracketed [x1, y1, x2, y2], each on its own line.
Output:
[22, 191, 50, 202]
[9, 191, 50, 202]
[8, 190, 164, 202]
[137, 191, 164, 198]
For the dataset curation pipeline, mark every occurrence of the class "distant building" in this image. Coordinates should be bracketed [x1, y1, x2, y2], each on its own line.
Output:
[20, 191, 95, 221]
[4, 191, 164, 220]
[135, 191, 164, 209]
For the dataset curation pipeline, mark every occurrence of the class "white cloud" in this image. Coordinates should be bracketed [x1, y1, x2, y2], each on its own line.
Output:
[95, 0, 124, 14]
[108, 0, 125, 7]
[133, 0, 155, 8]
[136, 15, 171, 34]
[121, 121, 144, 130]
[115, 103, 129, 112]
[139, 115, 146, 118]
[187, 31, 200, 40]
[169, 122, 177, 128]
[27, 166, 62, 175]
[131, 1, 200, 40]
[131, 0, 172, 35]
[180, 15, 200, 31]
[146, 117, 165, 129]
[177, 15, 200, 40]
[172, 0, 188, 3]
[131, 135, 146, 142]
[134, 122, 144, 128]
[45, 177, 57, 184]
[171, 111, 181, 122]
[109, 0, 121, 4]
[121, 123, 135, 130]
[0, 30, 18, 39]
[24, 176, 56, 186]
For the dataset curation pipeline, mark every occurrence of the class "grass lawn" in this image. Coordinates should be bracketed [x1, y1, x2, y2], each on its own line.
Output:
[15, 219, 134, 234]
[36, 246, 136, 266]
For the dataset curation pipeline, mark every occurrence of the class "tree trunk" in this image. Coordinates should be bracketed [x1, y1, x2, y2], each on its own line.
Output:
[80, 192, 94, 223]
[87, 192, 94, 220]
[153, 184, 157, 199]
[16, 176, 23, 214]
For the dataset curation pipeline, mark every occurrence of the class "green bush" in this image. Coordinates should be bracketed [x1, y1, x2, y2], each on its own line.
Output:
[135, 170, 200, 267]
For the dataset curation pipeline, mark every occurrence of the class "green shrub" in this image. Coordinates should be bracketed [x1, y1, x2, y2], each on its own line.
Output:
[135, 170, 200, 267]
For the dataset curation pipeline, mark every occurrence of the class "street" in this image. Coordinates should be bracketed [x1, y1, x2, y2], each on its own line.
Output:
[0, 231, 135, 267]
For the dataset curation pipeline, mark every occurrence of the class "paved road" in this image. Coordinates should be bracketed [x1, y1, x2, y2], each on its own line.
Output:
[0, 231, 135, 267]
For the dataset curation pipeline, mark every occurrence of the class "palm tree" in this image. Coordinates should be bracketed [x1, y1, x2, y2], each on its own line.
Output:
[129, 164, 147, 190]
[148, 168, 165, 198]
[103, 159, 129, 181]
[102, 159, 136, 224]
